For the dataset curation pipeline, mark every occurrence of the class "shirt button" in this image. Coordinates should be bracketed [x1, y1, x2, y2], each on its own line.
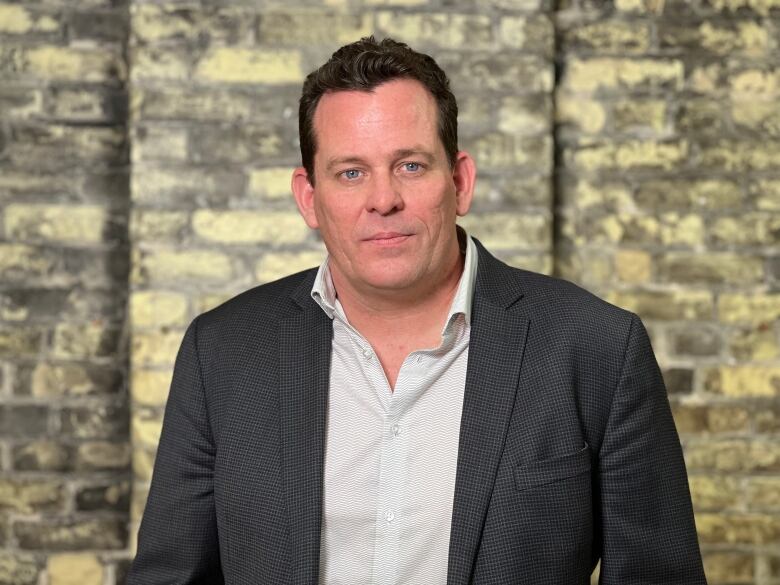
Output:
[392, 423, 401, 437]
[385, 510, 395, 523]
[362, 348, 372, 360]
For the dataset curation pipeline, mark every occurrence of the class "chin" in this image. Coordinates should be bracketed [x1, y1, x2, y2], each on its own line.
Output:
[357, 267, 419, 291]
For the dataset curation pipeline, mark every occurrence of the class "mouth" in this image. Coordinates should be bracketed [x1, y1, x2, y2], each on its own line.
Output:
[363, 232, 412, 246]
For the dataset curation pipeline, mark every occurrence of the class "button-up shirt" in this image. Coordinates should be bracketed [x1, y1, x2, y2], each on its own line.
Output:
[311, 234, 478, 585]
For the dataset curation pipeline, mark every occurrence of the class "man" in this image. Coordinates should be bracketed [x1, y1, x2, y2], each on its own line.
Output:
[128, 37, 707, 584]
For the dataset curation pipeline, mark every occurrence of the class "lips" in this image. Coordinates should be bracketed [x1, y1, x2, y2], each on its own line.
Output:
[363, 232, 412, 245]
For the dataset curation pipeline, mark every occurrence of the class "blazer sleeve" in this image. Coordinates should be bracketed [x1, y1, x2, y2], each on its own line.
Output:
[127, 317, 225, 584]
[597, 314, 707, 584]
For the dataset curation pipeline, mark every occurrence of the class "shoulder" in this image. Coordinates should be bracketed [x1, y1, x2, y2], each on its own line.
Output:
[475, 244, 637, 348]
[191, 267, 318, 343]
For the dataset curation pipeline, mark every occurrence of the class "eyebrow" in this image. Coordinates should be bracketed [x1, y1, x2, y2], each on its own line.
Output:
[324, 148, 436, 171]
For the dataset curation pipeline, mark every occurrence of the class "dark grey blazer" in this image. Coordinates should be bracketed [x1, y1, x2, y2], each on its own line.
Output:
[128, 239, 707, 585]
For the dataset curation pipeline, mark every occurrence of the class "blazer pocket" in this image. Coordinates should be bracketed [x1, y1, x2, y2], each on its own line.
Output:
[513, 443, 591, 492]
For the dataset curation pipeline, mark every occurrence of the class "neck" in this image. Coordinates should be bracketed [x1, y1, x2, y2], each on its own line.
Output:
[330, 243, 465, 340]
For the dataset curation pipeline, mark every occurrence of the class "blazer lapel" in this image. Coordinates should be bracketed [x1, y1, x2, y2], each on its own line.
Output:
[447, 241, 530, 585]
[279, 274, 332, 585]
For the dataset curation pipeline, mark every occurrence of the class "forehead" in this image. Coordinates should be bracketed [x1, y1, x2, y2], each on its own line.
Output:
[311, 79, 440, 155]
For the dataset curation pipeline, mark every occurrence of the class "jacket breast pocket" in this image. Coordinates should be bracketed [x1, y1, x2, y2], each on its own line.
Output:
[513, 443, 591, 492]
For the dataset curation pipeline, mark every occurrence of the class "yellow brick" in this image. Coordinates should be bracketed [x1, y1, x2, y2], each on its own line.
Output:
[76, 442, 131, 470]
[615, 249, 651, 283]
[132, 414, 163, 449]
[131, 369, 172, 407]
[255, 250, 326, 283]
[684, 440, 750, 472]
[258, 11, 372, 44]
[730, 327, 779, 361]
[192, 211, 309, 244]
[248, 167, 293, 199]
[0, 244, 54, 278]
[131, 330, 183, 368]
[195, 48, 302, 84]
[705, 366, 780, 397]
[31, 363, 92, 397]
[659, 212, 704, 246]
[565, 180, 633, 210]
[571, 140, 688, 171]
[457, 214, 550, 250]
[132, 126, 188, 163]
[730, 68, 780, 97]
[25, 46, 125, 82]
[52, 322, 112, 359]
[689, 63, 722, 93]
[138, 249, 233, 283]
[376, 12, 492, 50]
[132, 447, 156, 482]
[501, 253, 552, 275]
[499, 15, 553, 53]
[4, 204, 106, 243]
[614, 0, 665, 11]
[555, 96, 607, 134]
[0, 5, 58, 33]
[719, 293, 780, 324]
[732, 101, 780, 135]
[658, 253, 763, 285]
[700, 21, 770, 56]
[48, 554, 103, 585]
[0, 479, 62, 513]
[702, 552, 754, 583]
[689, 475, 741, 510]
[130, 210, 189, 241]
[196, 292, 235, 314]
[711, 0, 780, 16]
[563, 58, 684, 93]
[752, 179, 780, 210]
[565, 20, 650, 53]
[130, 291, 188, 328]
[364, 0, 427, 4]
[131, 483, 149, 522]
[498, 96, 550, 136]
[131, 4, 194, 41]
[711, 213, 780, 245]
[132, 87, 254, 121]
[131, 46, 189, 82]
[696, 513, 780, 545]
[613, 99, 667, 133]
[607, 290, 714, 320]
[747, 477, 780, 510]
[701, 140, 780, 171]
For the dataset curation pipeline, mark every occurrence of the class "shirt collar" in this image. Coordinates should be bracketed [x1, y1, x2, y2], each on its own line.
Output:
[311, 229, 478, 327]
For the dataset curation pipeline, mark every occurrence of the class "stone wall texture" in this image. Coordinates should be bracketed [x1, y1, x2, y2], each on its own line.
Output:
[0, 0, 777, 582]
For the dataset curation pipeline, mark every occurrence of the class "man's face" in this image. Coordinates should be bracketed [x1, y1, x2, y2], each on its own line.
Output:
[292, 78, 475, 298]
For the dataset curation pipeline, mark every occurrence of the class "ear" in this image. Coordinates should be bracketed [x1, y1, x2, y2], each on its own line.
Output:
[291, 167, 319, 229]
[452, 151, 476, 217]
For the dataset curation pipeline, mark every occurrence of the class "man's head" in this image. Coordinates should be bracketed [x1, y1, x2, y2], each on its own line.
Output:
[291, 37, 476, 303]
[298, 36, 458, 184]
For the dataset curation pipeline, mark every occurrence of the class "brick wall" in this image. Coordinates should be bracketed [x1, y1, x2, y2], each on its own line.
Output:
[0, 0, 132, 582]
[1, 0, 778, 583]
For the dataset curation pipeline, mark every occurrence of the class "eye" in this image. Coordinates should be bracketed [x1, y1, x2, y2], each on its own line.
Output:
[402, 162, 422, 173]
[341, 169, 362, 180]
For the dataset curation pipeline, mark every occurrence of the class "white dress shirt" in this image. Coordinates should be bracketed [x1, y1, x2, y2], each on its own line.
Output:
[311, 234, 478, 585]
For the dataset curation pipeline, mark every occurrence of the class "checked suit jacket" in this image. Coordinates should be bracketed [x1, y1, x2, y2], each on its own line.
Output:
[128, 239, 707, 585]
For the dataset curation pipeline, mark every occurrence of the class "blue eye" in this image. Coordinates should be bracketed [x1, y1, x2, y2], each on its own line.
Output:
[343, 169, 361, 180]
[404, 162, 420, 172]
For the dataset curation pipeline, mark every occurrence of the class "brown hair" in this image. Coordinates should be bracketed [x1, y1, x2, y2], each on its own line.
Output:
[298, 36, 458, 184]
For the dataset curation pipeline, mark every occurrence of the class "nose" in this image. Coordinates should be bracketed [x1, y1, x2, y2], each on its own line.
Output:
[365, 172, 403, 215]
